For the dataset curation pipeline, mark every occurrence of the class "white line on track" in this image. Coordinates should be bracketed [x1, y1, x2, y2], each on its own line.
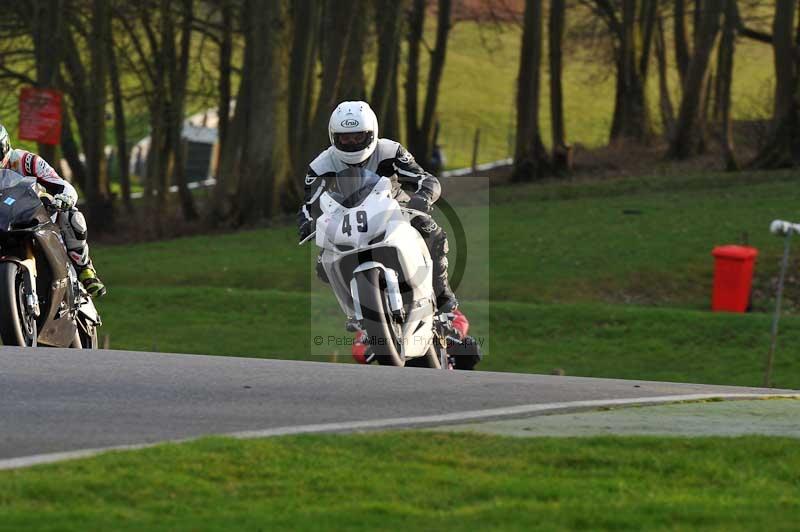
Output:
[1, 392, 797, 471]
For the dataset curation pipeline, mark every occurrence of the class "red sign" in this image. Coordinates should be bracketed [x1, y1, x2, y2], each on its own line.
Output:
[18, 87, 63, 145]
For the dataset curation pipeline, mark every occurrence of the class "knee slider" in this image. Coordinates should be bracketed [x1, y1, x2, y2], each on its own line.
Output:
[69, 210, 88, 241]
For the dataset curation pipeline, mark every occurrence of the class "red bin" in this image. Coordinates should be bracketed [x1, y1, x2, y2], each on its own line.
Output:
[711, 245, 758, 312]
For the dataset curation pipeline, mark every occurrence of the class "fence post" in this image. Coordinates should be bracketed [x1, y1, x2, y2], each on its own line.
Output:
[471, 128, 481, 173]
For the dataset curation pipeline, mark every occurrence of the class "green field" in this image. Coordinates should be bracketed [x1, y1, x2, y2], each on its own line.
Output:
[91, 169, 800, 389]
[2, 433, 798, 531]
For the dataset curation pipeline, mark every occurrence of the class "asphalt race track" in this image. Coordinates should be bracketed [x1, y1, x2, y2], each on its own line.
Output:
[1, 347, 797, 466]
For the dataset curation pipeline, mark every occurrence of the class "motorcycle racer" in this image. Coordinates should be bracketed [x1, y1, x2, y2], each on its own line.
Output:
[0, 125, 106, 298]
[298, 101, 470, 360]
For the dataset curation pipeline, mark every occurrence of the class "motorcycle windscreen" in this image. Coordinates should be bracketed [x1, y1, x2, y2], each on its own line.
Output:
[329, 168, 381, 208]
[0, 170, 47, 231]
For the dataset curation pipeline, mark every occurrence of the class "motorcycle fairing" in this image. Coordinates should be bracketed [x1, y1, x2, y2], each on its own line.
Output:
[0, 173, 78, 347]
[317, 176, 435, 360]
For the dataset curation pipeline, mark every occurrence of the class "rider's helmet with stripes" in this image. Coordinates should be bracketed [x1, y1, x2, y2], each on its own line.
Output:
[329, 101, 378, 165]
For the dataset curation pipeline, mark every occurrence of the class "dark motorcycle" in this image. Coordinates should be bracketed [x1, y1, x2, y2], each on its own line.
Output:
[0, 170, 101, 348]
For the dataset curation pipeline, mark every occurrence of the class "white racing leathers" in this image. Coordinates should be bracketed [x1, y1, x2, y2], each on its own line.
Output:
[299, 139, 457, 310]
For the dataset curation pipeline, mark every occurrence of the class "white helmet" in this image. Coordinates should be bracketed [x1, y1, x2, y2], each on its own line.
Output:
[329, 101, 378, 165]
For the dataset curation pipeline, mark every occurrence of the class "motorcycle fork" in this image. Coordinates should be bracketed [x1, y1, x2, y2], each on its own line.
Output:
[20, 241, 40, 318]
[434, 314, 451, 370]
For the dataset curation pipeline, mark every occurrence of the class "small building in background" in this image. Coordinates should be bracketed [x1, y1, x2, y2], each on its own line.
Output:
[129, 107, 227, 184]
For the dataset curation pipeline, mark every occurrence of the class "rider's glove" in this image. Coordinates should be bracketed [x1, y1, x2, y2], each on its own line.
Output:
[53, 192, 76, 211]
[299, 219, 315, 241]
[406, 194, 432, 214]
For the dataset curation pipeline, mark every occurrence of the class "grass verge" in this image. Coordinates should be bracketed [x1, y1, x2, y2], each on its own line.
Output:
[1, 433, 798, 531]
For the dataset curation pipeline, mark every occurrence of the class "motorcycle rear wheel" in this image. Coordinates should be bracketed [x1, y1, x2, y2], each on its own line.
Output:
[69, 331, 82, 348]
[355, 268, 404, 366]
[0, 262, 37, 347]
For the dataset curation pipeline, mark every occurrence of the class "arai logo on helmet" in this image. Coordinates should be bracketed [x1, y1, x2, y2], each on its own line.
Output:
[341, 118, 359, 128]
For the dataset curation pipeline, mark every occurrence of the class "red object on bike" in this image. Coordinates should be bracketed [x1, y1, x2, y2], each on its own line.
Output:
[452, 309, 469, 339]
[352, 330, 368, 364]
[711, 245, 758, 313]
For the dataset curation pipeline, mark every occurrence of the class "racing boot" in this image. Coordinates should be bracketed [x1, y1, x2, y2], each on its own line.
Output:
[351, 329, 374, 364]
[446, 309, 481, 370]
[79, 267, 107, 298]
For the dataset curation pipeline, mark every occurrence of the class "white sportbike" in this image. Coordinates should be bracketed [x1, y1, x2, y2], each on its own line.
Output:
[301, 168, 453, 368]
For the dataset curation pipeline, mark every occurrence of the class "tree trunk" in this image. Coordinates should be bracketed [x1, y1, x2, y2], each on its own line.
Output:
[30, 0, 65, 163]
[217, 0, 233, 174]
[674, 0, 691, 85]
[225, 0, 291, 224]
[79, 0, 113, 228]
[654, 14, 675, 139]
[372, 0, 405, 137]
[338, 0, 368, 102]
[417, 0, 452, 168]
[108, 36, 133, 213]
[548, 0, 569, 172]
[59, 107, 88, 194]
[751, 0, 800, 168]
[512, 0, 550, 181]
[668, 0, 724, 159]
[405, 0, 451, 167]
[383, 43, 401, 140]
[288, 0, 322, 178]
[209, 0, 236, 219]
[609, 0, 656, 142]
[715, 0, 738, 171]
[307, 0, 359, 161]
[405, 0, 425, 153]
[168, 0, 198, 221]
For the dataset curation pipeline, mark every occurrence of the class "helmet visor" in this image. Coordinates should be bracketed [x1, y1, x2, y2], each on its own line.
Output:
[333, 131, 374, 153]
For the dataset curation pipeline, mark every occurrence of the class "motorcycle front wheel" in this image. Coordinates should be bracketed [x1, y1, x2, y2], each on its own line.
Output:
[355, 268, 404, 366]
[0, 262, 37, 347]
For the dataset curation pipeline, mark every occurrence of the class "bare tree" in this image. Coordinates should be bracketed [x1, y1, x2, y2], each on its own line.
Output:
[513, 0, 550, 181]
[305, 0, 367, 162]
[405, 0, 453, 167]
[714, 0, 738, 170]
[548, 0, 570, 172]
[288, 0, 322, 180]
[751, 0, 800, 167]
[668, 0, 724, 159]
[585, 0, 657, 143]
[674, 0, 690, 85]
[372, 0, 405, 140]
[217, 0, 291, 224]
[108, 34, 133, 213]
[59, 0, 114, 225]
[115, 0, 197, 228]
[654, 12, 675, 139]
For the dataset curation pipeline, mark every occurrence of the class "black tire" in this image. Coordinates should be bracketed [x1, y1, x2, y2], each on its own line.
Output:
[0, 262, 37, 347]
[355, 268, 404, 366]
[405, 345, 442, 369]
